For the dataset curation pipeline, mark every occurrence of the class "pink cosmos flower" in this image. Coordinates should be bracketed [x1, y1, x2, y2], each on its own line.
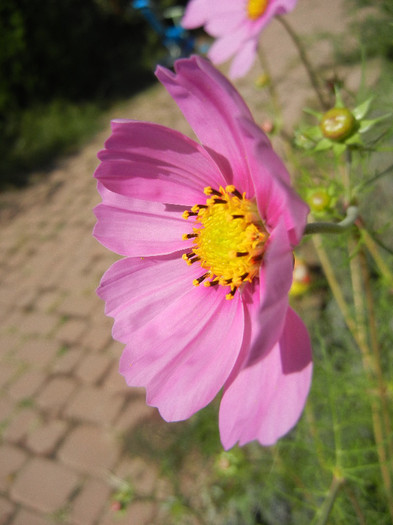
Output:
[182, 0, 298, 78]
[93, 56, 312, 449]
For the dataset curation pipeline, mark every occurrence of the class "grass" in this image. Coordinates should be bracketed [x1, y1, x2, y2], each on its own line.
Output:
[0, 99, 105, 189]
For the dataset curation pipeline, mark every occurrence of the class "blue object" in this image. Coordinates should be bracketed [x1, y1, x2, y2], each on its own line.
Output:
[132, 0, 196, 65]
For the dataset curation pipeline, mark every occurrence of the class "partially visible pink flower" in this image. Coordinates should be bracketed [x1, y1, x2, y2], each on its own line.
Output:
[93, 56, 312, 449]
[182, 0, 297, 78]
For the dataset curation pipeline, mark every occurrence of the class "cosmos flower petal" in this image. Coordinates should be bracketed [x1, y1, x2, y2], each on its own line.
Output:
[239, 117, 309, 245]
[247, 219, 294, 365]
[181, 0, 210, 27]
[119, 286, 245, 421]
[156, 56, 255, 195]
[207, 32, 245, 64]
[93, 183, 188, 257]
[182, 0, 241, 30]
[182, 0, 299, 79]
[204, 11, 244, 37]
[219, 308, 313, 449]
[97, 254, 205, 344]
[95, 120, 225, 206]
[228, 38, 259, 79]
[94, 56, 312, 448]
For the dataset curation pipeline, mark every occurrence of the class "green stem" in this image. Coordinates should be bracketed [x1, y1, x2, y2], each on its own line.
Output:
[349, 239, 393, 522]
[357, 222, 393, 283]
[313, 474, 345, 525]
[257, 46, 284, 130]
[276, 15, 330, 110]
[304, 206, 358, 235]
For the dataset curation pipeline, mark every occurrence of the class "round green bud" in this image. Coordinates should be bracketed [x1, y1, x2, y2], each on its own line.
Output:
[308, 189, 331, 213]
[320, 107, 356, 141]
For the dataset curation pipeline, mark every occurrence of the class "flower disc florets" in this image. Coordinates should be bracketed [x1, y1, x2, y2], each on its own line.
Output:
[182, 185, 268, 300]
[247, 0, 269, 20]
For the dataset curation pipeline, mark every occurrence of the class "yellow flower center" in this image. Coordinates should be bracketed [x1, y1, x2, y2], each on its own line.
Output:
[182, 185, 269, 300]
[246, 0, 269, 20]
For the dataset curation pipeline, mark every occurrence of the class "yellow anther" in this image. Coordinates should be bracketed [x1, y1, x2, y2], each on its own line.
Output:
[182, 186, 268, 299]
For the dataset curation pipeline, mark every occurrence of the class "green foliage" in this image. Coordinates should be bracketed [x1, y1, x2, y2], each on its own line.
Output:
[0, 0, 172, 187]
[343, 0, 393, 63]
[0, 99, 103, 188]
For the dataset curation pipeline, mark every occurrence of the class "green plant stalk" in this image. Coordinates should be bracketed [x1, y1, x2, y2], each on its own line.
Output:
[359, 248, 393, 470]
[304, 206, 358, 235]
[258, 45, 283, 132]
[313, 474, 345, 525]
[313, 234, 393, 521]
[311, 234, 358, 337]
[358, 223, 393, 283]
[348, 239, 393, 522]
[276, 16, 330, 110]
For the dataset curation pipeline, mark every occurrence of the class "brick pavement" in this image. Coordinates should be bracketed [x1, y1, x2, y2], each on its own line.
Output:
[0, 1, 370, 523]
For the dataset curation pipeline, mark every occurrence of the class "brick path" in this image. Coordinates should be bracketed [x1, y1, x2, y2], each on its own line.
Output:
[0, 1, 370, 523]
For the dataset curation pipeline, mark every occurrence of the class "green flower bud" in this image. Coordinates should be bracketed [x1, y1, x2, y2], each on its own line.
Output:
[307, 189, 331, 213]
[320, 107, 356, 141]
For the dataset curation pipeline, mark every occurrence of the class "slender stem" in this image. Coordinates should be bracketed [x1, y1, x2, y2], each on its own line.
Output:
[357, 223, 393, 283]
[313, 233, 393, 521]
[311, 234, 358, 337]
[304, 206, 358, 235]
[257, 46, 283, 130]
[313, 474, 345, 525]
[359, 248, 393, 479]
[348, 239, 393, 522]
[276, 15, 330, 110]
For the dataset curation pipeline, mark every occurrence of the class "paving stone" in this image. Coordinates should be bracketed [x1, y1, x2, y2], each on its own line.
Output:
[57, 293, 95, 318]
[0, 333, 21, 355]
[115, 400, 155, 433]
[0, 445, 27, 492]
[36, 377, 77, 415]
[0, 496, 15, 525]
[26, 419, 69, 455]
[4, 408, 41, 443]
[75, 353, 112, 384]
[64, 386, 123, 425]
[34, 289, 62, 313]
[81, 320, 113, 353]
[102, 362, 130, 394]
[8, 370, 46, 402]
[70, 478, 111, 525]
[51, 348, 82, 374]
[9, 508, 51, 525]
[10, 457, 80, 514]
[15, 339, 59, 369]
[0, 362, 19, 390]
[55, 319, 87, 345]
[19, 311, 58, 337]
[0, 395, 14, 422]
[103, 340, 124, 361]
[58, 424, 119, 476]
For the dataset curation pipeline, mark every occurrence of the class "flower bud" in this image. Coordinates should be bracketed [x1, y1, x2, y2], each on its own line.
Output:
[307, 189, 331, 213]
[320, 107, 356, 141]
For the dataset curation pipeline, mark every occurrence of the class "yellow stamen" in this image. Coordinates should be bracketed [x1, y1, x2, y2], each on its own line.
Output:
[246, 0, 269, 20]
[182, 186, 269, 299]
